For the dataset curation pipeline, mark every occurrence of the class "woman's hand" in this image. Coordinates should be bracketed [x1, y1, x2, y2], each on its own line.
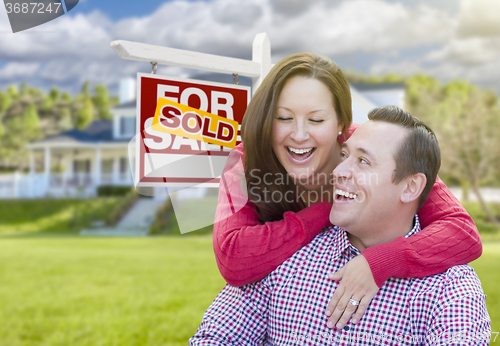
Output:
[325, 255, 379, 329]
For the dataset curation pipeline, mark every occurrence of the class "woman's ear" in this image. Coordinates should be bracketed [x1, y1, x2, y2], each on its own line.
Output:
[400, 173, 427, 204]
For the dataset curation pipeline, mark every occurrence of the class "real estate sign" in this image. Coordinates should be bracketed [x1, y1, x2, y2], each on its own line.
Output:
[136, 73, 251, 187]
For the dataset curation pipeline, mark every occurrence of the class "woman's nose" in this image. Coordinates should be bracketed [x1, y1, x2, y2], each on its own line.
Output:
[290, 122, 310, 142]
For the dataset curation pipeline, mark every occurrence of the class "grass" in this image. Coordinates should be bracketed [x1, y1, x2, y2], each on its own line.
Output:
[0, 234, 497, 345]
[471, 242, 500, 344]
[0, 199, 125, 234]
[462, 202, 500, 241]
[0, 200, 499, 344]
[0, 235, 225, 346]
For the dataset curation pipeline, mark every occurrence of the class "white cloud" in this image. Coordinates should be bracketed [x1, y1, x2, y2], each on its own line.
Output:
[425, 37, 500, 65]
[457, 0, 500, 38]
[0, 0, 499, 93]
[0, 62, 40, 79]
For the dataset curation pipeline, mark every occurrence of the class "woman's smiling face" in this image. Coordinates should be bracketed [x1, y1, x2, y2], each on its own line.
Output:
[272, 75, 343, 183]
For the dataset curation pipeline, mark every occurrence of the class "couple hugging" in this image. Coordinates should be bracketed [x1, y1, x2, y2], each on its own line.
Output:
[190, 53, 491, 345]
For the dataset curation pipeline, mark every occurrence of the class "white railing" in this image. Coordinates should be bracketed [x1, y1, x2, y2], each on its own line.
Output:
[0, 172, 134, 199]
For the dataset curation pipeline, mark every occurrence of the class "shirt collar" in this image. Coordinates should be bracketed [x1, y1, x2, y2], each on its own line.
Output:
[331, 215, 421, 259]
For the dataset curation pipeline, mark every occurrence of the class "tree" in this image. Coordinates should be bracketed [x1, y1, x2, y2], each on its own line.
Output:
[61, 92, 72, 102]
[406, 77, 500, 223]
[92, 84, 112, 120]
[0, 91, 12, 114]
[22, 103, 41, 140]
[75, 98, 94, 130]
[7, 85, 18, 98]
[81, 80, 91, 99]
[49, 87, 60, 101]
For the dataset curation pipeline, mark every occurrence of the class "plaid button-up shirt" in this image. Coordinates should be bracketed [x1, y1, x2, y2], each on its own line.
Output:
[191, 217, 491, 345]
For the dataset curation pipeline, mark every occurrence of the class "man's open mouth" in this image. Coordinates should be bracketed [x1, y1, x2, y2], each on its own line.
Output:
[335, 188, 357, 201]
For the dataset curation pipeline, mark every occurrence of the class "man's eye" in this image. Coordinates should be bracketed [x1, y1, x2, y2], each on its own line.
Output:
[359, 158, 369, 164]
[340, 152, 347, 158]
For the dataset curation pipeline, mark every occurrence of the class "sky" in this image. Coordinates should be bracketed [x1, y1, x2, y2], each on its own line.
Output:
[0, 0, 500, 96]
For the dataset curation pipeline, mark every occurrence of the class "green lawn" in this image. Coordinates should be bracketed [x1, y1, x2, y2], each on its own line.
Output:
[0, 235, 225, 346]
[0, 198, 125, 234]
[0, 235, 498, 345]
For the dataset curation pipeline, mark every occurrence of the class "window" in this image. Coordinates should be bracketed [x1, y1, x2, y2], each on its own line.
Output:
[119, 157, 130, 181]
[102, 159, 113, 174]
[120, 116, 136, 137]
[73, 159, 90, 174]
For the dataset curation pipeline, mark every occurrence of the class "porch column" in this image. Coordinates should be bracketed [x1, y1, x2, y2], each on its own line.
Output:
[95, 146, 102, 186]
[29, 150, 35, 198]
[44, 147, 51, 188]
[113, 157, 119, 184]
[29, 150, 35, 175]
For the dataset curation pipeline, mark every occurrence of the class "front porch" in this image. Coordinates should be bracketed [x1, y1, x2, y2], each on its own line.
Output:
[5, 143, 134, 199]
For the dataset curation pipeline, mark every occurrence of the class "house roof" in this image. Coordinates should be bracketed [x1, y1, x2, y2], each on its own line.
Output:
[28, 120, 129, 148]
[350, 82, 405, 91]
[114, 99, 136, 109]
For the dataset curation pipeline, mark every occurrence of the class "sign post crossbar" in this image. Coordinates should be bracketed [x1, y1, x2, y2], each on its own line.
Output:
[110, 33, 271, 94]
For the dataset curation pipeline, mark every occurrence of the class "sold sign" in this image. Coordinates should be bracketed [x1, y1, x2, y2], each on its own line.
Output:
[136, 73, 250, 187]
[152, 98, 238, 149]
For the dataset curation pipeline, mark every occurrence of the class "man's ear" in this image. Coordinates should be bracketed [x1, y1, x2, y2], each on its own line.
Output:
[400, 173, 427, 204]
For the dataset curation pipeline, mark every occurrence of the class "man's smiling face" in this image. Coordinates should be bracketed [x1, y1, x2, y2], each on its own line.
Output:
[329, 120, 409, 239]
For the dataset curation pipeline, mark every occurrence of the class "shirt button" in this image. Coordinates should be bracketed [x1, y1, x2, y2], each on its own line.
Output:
[343, 326, 350, 331]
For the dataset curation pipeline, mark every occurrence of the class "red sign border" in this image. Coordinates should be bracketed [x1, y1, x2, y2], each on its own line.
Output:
[135, 73, 251, 188]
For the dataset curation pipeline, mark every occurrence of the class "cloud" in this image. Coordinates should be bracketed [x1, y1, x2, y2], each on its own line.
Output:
[0, 0, 499, 94]
[425, 37, 500, 65]
[457, 0, 500, 38]
[0, 62, 40, 79]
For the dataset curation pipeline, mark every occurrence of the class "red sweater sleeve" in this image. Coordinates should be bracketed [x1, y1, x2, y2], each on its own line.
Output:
[362, 176, 483, 287]
[213, 143, 332, 286]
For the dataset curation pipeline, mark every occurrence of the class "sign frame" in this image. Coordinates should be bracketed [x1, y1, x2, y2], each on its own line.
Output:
[135, 72, 251, 188]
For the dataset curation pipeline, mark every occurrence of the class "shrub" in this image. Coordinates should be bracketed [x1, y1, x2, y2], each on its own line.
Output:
[97, 185, 133, 197]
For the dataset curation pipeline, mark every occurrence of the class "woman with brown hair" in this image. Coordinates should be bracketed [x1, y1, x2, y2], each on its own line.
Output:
[213, 52, 481, 330]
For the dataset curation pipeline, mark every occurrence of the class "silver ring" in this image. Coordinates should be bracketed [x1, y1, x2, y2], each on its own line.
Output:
[349, 298, 360, 306]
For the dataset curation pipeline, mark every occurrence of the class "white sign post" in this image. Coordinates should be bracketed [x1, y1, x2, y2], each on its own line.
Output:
[111, 34, 271, 188]
[111, 34, 271, 233]
[111, 33, 271, 95]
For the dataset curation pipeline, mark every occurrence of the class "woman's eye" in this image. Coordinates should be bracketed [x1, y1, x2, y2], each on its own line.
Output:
[309, 119, 324, 123]
[340, 151, 347, 158]
[276, 116, 292, 121]
[359, 157, 369, 164]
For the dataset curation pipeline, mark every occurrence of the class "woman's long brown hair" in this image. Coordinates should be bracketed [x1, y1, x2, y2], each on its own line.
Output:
[241, 53, 352, 222]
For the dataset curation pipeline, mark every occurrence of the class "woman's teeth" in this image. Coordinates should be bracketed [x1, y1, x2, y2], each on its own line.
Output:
[335, 189, 357, 199]
[288, 147, 313, 154]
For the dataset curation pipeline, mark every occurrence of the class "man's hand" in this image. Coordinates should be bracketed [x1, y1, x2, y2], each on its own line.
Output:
[325, 255, 379, 330]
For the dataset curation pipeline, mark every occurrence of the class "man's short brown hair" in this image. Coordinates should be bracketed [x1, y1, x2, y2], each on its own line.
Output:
[368, 105, 441, 208]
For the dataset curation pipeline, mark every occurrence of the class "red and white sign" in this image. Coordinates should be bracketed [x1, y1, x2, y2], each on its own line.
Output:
[136, 73, 251, 187]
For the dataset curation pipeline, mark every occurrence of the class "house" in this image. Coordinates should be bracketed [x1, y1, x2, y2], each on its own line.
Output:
[1, 79, 137, 199]
[0, 80, 405, 199]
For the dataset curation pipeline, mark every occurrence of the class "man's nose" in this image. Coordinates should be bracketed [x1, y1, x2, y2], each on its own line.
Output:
[333, 159, 353, 180]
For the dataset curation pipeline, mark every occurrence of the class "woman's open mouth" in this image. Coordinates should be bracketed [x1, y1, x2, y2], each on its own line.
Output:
[286, 146, 316, 161]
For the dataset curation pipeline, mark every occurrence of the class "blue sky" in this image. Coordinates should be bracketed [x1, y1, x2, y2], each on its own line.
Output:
[75, 0, 180, 21]
[0, 0, 499, 96]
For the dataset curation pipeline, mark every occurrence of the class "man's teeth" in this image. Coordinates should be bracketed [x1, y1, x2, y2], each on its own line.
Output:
[288, 147, 313, 154]
[335, 189, 357, 199]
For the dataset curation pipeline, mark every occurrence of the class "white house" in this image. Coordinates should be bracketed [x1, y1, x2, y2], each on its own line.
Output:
[0, 80, 405, 199]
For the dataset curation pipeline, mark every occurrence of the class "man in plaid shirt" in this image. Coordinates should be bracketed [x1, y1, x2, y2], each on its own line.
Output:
[190, 106, 491, 345]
